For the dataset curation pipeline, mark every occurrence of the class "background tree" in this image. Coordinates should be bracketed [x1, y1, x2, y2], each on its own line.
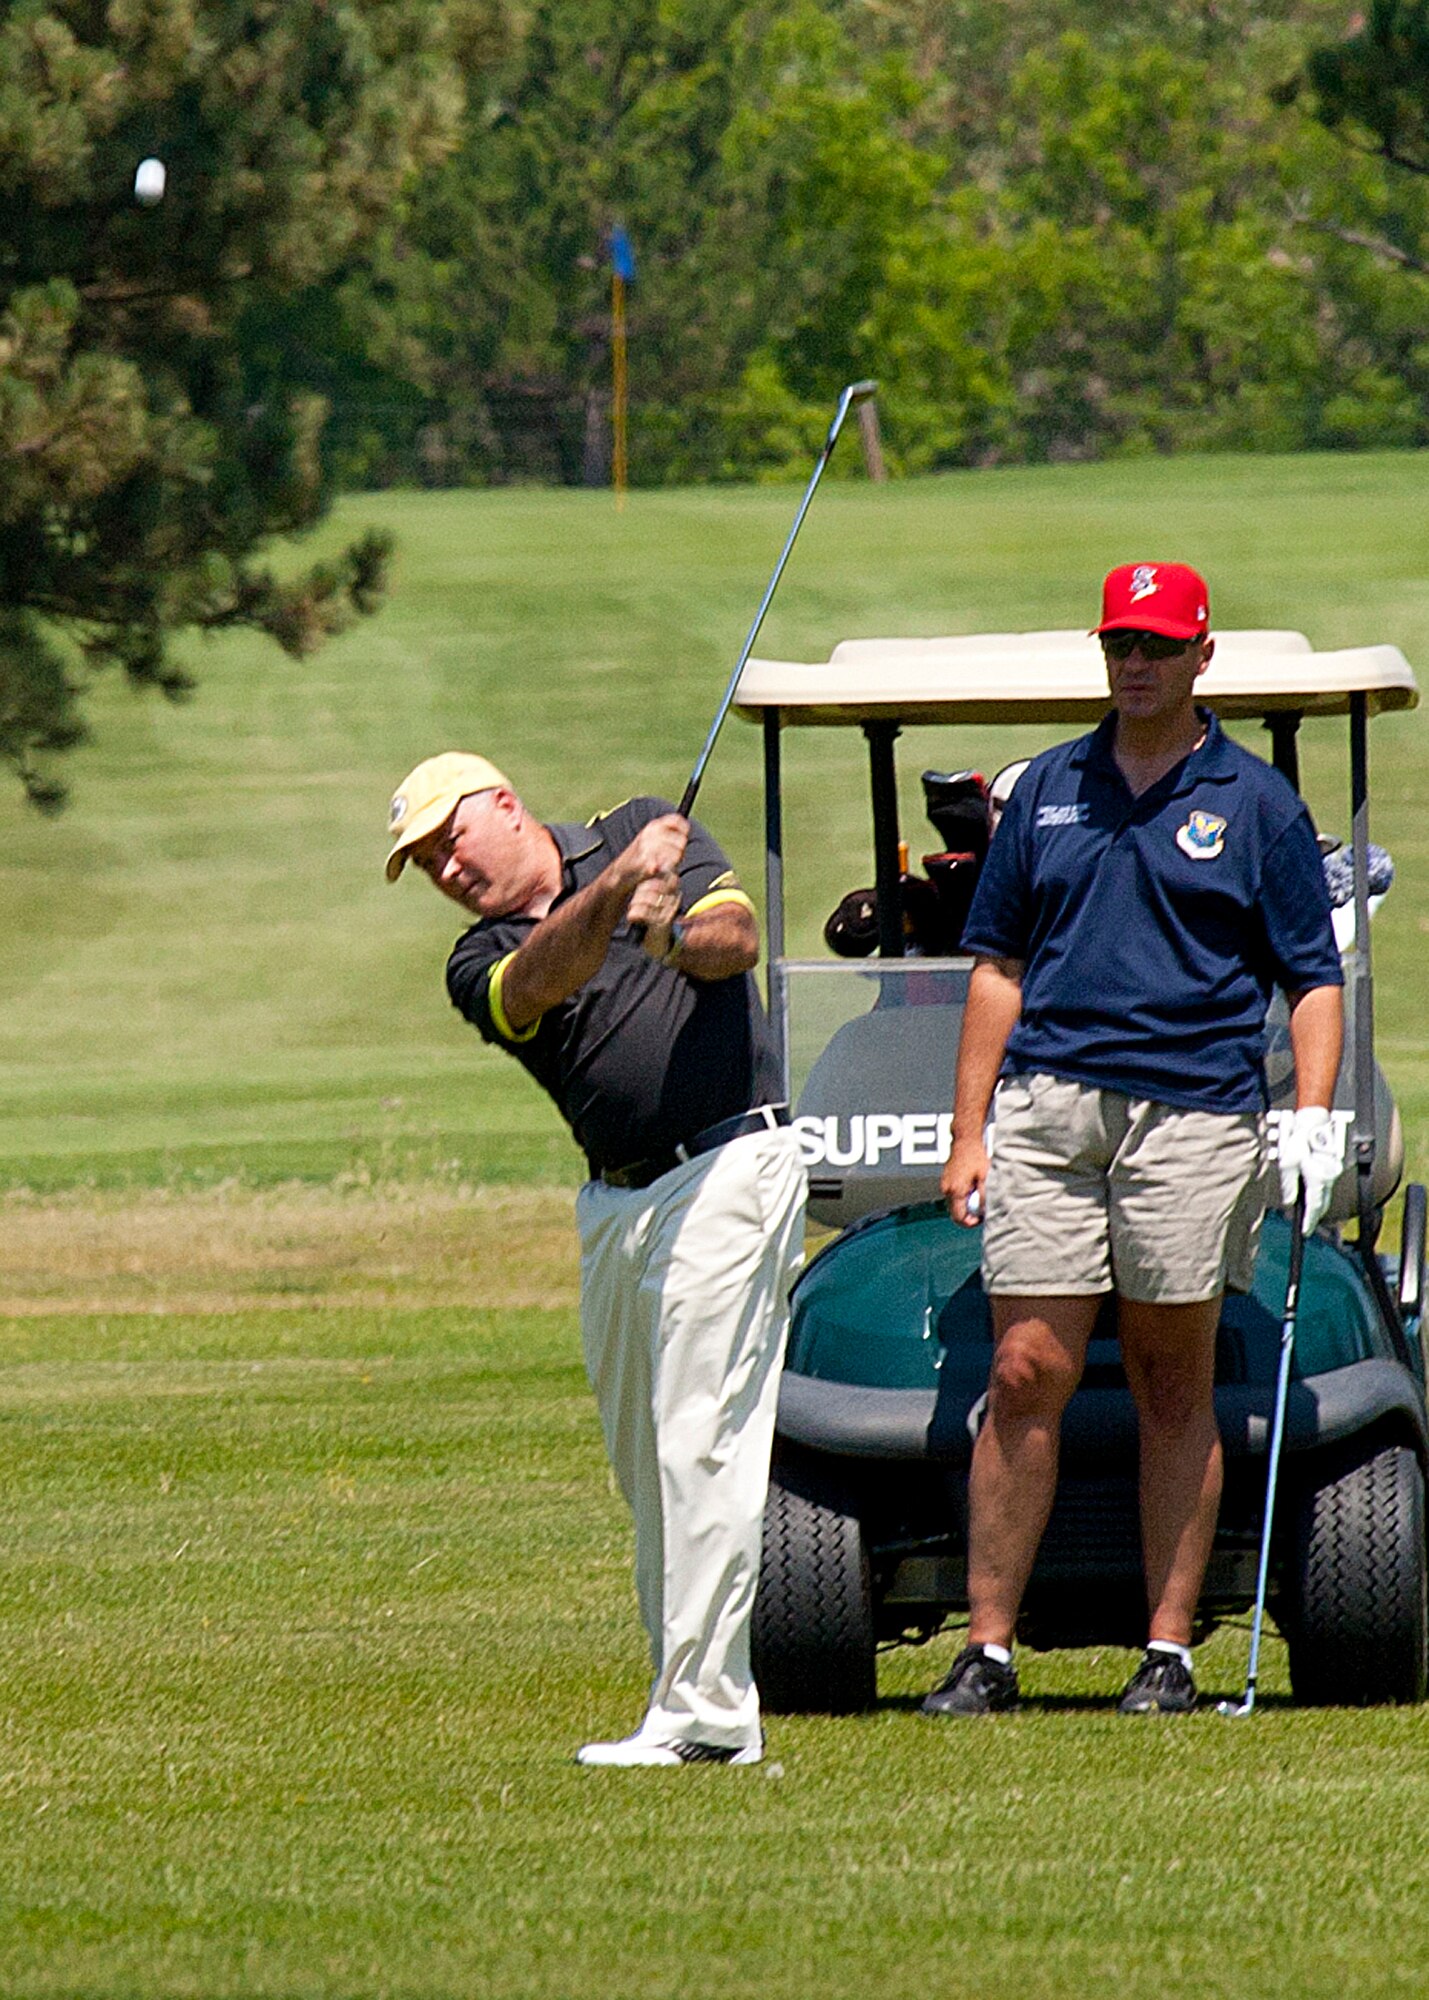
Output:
[1278, 0, 1429, 270]
[337, 0, 1429, 486]
[0, 0, 498, 805]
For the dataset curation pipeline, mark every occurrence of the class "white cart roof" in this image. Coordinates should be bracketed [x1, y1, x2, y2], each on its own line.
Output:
[734, 630, 1419, 725]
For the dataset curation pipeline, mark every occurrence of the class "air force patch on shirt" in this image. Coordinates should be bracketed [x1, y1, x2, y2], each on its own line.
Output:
[1176, 809, 1227, 859]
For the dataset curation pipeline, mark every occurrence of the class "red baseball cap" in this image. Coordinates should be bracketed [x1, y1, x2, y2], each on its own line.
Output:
[1094, 562, 1210, 641]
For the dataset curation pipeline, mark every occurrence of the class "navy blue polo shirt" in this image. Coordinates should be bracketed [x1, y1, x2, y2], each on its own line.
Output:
[961, 710, 1343, 1114]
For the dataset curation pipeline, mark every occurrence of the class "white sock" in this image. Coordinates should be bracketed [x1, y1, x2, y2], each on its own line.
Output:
[1147, 1639, 1193, 1671]
[979, 1642, 1013, 1666]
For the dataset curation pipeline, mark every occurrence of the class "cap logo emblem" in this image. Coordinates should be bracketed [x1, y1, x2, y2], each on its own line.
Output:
[388, 793, 408, 832]
[1129, 564, 1159, 602]
[1176, 809, 1226, 860]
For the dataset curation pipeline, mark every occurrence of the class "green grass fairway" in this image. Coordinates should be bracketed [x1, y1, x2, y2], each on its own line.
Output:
[2, 1247, 1428, 2000]
[0, 451, 1424, 1189]
[1, 458, 1428, 1994]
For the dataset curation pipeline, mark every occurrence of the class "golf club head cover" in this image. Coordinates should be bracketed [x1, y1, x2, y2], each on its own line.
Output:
[1321, 842, 1394, 910]
[1276, 1106, 1346, 1234]
[922, 770, 991, 863]
[823, 875, 955, 956]
[824, 888, 879, 957]
[922, 852, 981, 952]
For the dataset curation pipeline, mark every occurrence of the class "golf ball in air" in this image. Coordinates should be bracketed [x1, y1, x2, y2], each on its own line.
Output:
[134, 157, 166, 205]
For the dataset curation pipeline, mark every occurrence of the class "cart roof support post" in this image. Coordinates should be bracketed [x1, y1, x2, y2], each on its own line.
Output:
[1350, 689, 1375, 1201]
[864, 721, 903, 959]
[1266, 712, 1301, 792]
[763, 709, 789, 1099]
[1348, 692, 1413, 1362]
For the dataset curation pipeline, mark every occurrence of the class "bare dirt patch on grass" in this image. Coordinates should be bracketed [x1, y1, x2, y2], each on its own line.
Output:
[0, 1183, 580, 1315]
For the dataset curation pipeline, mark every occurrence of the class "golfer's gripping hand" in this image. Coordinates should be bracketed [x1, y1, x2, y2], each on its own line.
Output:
[942, 1134, 988, 1229]
[628, 870, 682, 955]
[616, 814, 688, 959]
[616, 814, 688, 894]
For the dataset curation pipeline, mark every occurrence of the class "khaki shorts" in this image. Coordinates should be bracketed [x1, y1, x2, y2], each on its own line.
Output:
[982, 1072, 1271, 1304]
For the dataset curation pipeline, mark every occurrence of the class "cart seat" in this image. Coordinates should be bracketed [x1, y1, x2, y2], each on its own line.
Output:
[796, 981, 1402, 1230]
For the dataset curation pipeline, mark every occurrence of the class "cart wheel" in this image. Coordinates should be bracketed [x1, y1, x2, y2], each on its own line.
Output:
[752, 1468, 876, 1714]
[1286, 1443, 1428, 1706]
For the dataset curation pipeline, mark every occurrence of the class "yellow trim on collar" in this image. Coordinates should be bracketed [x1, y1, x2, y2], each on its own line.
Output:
[686, 887, 756, 921]
[488, 952, 541, 1043]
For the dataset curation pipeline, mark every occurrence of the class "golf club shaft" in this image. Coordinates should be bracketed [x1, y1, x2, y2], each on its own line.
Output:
[676, 380, 877, 820]
[1238, 1193, 1307, 1712]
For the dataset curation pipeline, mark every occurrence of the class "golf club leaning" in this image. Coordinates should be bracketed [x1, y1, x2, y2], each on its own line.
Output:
[677, 379, 877, 820]
[1219, 1189, 1307, 1718]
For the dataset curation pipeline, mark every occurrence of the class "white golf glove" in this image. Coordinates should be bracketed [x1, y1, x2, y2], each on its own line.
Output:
[1277, 1107, 1346, 1234]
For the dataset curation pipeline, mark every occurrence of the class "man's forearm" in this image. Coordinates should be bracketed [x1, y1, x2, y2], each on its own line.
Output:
[1288, 983, 1344, 1109]
[670, 904, 759, 982]
[501, 872, 633, 1027]
[953, 957, 1025, 1138]
[501, 884, 757, 1028]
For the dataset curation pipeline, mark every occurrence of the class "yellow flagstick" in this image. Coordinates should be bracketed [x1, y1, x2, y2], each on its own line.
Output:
[612, 269, 628, 512]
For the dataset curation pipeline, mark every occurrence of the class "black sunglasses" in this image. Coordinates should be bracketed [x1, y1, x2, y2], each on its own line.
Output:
[1101, 629, 1198, 662]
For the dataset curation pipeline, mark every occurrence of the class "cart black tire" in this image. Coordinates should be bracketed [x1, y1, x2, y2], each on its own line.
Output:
[752, 1470, 876, 1714]
[1286, 1442, 1428, 1707]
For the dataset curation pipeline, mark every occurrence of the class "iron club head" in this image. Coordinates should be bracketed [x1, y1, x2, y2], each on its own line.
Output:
[1217, 1694, 1256, 1717]
[823, 380, 879, 452]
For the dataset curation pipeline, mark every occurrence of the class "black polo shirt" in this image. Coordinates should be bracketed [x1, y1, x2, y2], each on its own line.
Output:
[962, 711, 1343, 1114]
[446, 797, 781, 1173]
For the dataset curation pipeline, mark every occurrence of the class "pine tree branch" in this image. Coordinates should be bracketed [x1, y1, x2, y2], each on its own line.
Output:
[78, 272, 254, 307]
[1333, 130, 1429, 180]
[1290, 208, 1429, 275]
[1378, 141, 1429, 180]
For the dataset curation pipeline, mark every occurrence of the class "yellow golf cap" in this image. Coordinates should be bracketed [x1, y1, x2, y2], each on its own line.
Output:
[385, 752, 512, 881]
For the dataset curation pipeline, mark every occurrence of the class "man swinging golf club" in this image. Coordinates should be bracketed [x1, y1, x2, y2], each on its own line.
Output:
[927, 561, 1347, 1716]
[386, 756, 804, 1765]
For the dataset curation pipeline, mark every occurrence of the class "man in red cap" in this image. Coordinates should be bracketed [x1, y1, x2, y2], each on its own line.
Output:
[926, 562, 1346, 1716]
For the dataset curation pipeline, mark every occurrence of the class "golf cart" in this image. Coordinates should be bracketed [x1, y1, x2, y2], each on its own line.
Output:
[740, 629, 1428, 1710]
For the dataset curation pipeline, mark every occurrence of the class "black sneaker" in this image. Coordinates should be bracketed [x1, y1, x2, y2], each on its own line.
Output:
[1117, 1648, 1197, 1714]
[920, 1644, 1020, 1717]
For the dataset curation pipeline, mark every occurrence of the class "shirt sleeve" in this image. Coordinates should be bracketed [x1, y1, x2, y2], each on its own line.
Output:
[679, 816, 756, 922]
[1259, 808, 1345, 993]
[446, 925, 540, 1046]
[959, 789, 1034, 960]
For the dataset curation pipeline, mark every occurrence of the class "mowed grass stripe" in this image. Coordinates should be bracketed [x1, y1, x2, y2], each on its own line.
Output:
[0, 1184, 578, 1315]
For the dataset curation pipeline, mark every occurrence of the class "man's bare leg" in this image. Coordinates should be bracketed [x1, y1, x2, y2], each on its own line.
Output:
[966, 1294, 1102, 1648]
[1117, 1295, 1223, 1645]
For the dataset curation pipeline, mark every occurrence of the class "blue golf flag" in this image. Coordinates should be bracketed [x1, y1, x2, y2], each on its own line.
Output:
[610, 224, 636, 283]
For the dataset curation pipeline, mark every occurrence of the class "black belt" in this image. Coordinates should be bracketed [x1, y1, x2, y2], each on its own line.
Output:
[596, 1105, 790, 1190]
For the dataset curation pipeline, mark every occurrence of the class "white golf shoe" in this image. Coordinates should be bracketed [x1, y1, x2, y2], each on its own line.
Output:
[575, 1733, 762, 1767]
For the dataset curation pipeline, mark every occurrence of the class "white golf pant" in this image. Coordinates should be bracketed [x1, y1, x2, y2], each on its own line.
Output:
[575, 1124, 806, 1750]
